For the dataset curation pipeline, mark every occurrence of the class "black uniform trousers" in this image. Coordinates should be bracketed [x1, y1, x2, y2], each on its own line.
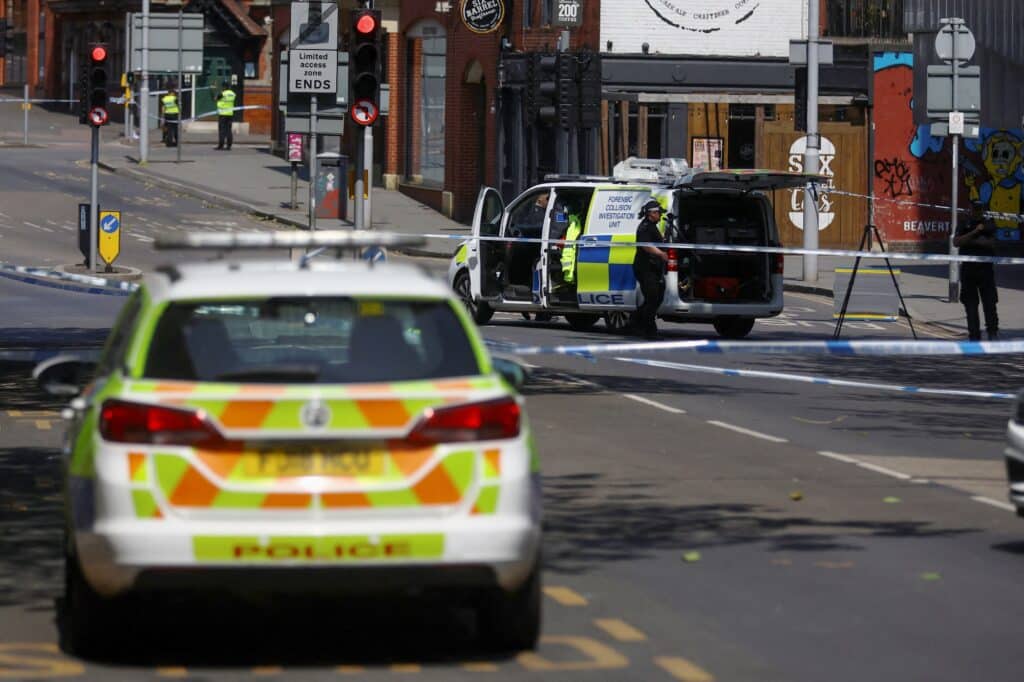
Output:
[960, 263, 999, 340]
[636, 270, 665, 336]
[217, 116, 233, 150]
[164, 113, 178, 147]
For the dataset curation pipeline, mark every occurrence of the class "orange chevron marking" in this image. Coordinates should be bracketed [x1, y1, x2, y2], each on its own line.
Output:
[128, 452, 146, 480]
[219, 401, 275, 429]
[238, 385, 288, 395]
[152, 382, 196, 393]
[195, 450, 243, 480]
[321, 491, 373, 508]
[357, 400, 410, 428]
[261, 493, 313, 509]
[433, 380, 476, 391]
[169, 466, 220, 507]
[485, 449, 501, 475]
[413, 464, 461, 504]
[391, 448, 434, 477]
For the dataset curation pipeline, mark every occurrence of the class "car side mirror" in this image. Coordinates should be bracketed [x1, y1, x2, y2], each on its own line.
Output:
[33, 355, 97, 397]
[492, 357, 528, 391]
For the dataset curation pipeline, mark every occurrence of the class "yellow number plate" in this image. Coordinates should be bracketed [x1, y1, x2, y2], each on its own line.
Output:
[241, 451, 386, 477]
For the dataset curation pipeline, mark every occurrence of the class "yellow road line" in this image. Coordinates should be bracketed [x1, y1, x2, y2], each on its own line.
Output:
[543, 586, 588, 606]
[34, 420, 51, 431]
[6, 411, 23, 418]
[155, 668, 189, 678]
[390, 663, 421, 672]
[462, 662, 499, 671]
[334, 665, 365, 674]
[594, 618, 647, 642]
[654, 656, 715, 681]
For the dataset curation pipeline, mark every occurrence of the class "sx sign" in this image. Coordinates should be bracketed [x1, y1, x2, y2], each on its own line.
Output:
[788, 134, 836, 232]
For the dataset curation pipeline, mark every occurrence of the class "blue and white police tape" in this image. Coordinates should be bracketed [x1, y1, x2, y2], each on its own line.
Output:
[614, 356, 1015, 400]
[828, 187, 1024, 225]
[496, 338, 1024, 357]
[0, 262, 138, 297]
[425, 232, 1024, 266]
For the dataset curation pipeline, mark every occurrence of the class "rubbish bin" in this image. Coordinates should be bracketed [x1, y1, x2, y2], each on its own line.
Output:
[315, 152, 348, 221]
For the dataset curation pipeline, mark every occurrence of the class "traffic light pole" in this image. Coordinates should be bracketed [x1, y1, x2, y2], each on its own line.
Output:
[353, 131, 364, 230]
[89, 125, 99, 272]
[309, 95, 318, 232]
[556, 31, 570, 175]
[140, 0, 150, 164]
[364, 125, 373, 229]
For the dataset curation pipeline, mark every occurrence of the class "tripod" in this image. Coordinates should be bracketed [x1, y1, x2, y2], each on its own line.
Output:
[833, 223, 917, 340]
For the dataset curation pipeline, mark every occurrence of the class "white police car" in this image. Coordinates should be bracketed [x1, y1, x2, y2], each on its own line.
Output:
[1005, 390, 1024, 516]
[36, 232, 542, 655]
[448, 158, 822, 338]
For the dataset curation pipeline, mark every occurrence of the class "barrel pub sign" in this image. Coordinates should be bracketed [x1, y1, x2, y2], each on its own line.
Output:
[461, 0, 504, 34]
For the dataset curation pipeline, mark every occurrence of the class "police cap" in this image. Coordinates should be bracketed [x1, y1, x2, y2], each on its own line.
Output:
[642, 200, 663, 213]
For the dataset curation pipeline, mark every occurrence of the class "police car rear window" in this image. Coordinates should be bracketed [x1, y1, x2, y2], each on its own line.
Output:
[143, 297, 480, 384]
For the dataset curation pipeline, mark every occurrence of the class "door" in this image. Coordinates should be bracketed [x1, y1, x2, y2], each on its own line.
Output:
[575, 187, 653, 312]
[469, 187, 504, 300]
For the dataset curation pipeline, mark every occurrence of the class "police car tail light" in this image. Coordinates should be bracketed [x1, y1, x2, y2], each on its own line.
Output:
[406, 397, 521, 444]
[100, 400, 224, 447]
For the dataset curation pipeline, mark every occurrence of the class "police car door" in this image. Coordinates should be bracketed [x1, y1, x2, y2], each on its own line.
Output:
[576, 187, 652, 311]
[469, 187, 505, 302]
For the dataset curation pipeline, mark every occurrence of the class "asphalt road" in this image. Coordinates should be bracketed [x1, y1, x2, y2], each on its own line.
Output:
[2, 117, 1022, 679]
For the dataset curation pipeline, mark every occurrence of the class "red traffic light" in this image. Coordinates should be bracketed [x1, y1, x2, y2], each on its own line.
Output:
[90, 45, 107, 63]
[355, 13, 377, 34]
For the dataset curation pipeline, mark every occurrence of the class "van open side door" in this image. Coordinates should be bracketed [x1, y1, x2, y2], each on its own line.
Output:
[576, 187, 652, 312]
[469, 187, 505, 301]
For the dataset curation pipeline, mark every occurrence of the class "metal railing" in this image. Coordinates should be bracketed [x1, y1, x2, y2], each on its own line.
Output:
[824, 0, 905, 40]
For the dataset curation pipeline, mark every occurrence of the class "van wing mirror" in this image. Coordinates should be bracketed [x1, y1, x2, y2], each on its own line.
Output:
[33, 355, 97, 397]
[492, 356, 528, 391]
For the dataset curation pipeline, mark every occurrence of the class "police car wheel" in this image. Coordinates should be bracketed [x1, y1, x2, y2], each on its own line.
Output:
[455, 270, 494, 325]
[713, 317, 756, 339]
[477, 563, 541, 652]
[604, 311, 633, 333]
[565, 313, 600, 331]
[62, 547, 118, 657]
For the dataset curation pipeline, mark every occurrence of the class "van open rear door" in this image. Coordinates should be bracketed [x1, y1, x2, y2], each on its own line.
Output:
[469, 187, 505, 301]
[677, 169, 828, 192]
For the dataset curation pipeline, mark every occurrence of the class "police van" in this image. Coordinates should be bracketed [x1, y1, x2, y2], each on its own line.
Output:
[447, 158, 821, 338]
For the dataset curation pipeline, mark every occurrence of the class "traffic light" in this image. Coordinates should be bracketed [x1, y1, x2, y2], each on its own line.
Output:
[86, 43, 110, 126]
[527, 53, 557, 126]
[577, 50, 601, 129]
[349, 8, 382, 123]
[794, 67, 808, 133]
[556, 53, 577, 129]
[0, 19, 11, 59]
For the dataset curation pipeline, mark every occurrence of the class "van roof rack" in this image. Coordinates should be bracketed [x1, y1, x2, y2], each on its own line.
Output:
[612, 157, 690, 184]
[542, 173, 618, 183]
[155, 230, 425, 252]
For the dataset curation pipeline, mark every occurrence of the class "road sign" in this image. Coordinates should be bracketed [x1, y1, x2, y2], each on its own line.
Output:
[98, 210, 121, 266]
[351, 98, 379, 126]
[78, 204, 91, 261]
[926, 64, 981, 119]
[553, 0, 582, 28]
[290, 2, 339, 51]
[788, 39, 834, 66]
[288, 133, 304, 163]
[289, 49, 338, 94]
[948, 111, 965, 135]
[935, 20, 975, 64]
[362, 246, 386, 263]
[130, 13, 204, 73]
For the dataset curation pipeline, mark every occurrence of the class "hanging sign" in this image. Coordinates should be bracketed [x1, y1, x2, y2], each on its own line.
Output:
[554, 0, 583, 28]
[460, 0, 504, 34]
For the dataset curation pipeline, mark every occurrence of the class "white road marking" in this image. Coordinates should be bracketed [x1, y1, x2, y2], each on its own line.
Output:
[706, 420, 788, 443]
[971, 495, 1015, 512]
[817, 450, 857, 464]
[624, 393, 686, 414]
[853, 461, 912, 481]
[24, 221, 53, 232]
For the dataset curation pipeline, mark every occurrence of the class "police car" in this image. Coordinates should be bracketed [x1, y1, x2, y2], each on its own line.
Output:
[36, 232, 541, 655]
[1005, 390, 1024, 517]
[448, 158, 822, 338]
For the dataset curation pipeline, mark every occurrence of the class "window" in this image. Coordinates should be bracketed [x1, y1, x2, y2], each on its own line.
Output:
[144, 297, 480, 384]
[405, 21, 446, 186]
[96, 290, 144, 377]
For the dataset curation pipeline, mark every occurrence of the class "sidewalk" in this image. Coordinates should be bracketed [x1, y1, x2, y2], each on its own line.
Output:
[97, 136, 1024, 338]
[100, 141, 468, 258]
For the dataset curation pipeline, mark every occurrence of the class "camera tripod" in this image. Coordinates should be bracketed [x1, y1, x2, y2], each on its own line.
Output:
[833, 223, 917, 340]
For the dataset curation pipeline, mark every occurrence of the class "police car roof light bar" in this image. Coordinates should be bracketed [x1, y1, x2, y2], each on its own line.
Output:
[154, 230, 426, 251]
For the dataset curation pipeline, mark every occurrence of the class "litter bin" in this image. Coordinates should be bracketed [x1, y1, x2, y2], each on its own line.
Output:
[315, 152, 348, 221]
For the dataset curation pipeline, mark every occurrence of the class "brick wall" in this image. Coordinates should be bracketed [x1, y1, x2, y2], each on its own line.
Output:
[244, 84, 272, 135]
[385, 31, 402, 179]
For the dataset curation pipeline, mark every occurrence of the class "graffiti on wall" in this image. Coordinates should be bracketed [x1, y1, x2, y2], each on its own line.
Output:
[873, 51, 1024, 244]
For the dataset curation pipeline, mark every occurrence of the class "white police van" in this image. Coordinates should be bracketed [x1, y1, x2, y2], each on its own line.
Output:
[448, 158, 821, 338]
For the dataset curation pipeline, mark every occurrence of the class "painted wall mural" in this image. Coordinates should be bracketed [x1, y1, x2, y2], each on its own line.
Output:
[872, 52, 1024, 246]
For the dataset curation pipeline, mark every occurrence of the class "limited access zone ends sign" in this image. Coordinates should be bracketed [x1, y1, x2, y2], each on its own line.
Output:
[289, 49, 338, 93]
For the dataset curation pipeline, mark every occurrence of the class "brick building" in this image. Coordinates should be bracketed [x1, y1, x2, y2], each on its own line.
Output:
[1, 0, 274, 134]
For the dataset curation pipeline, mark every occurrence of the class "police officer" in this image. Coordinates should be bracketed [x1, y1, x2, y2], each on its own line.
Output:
[953, 200, 1000, 340]
[633, 199, 669, 339]
[215, 84, 236, 151]
[559, 206, 583, 286]
[161, 86, 179, 148]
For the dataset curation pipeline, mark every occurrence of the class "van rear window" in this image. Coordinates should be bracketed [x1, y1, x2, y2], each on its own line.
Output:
[143, 297, 480, 384]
